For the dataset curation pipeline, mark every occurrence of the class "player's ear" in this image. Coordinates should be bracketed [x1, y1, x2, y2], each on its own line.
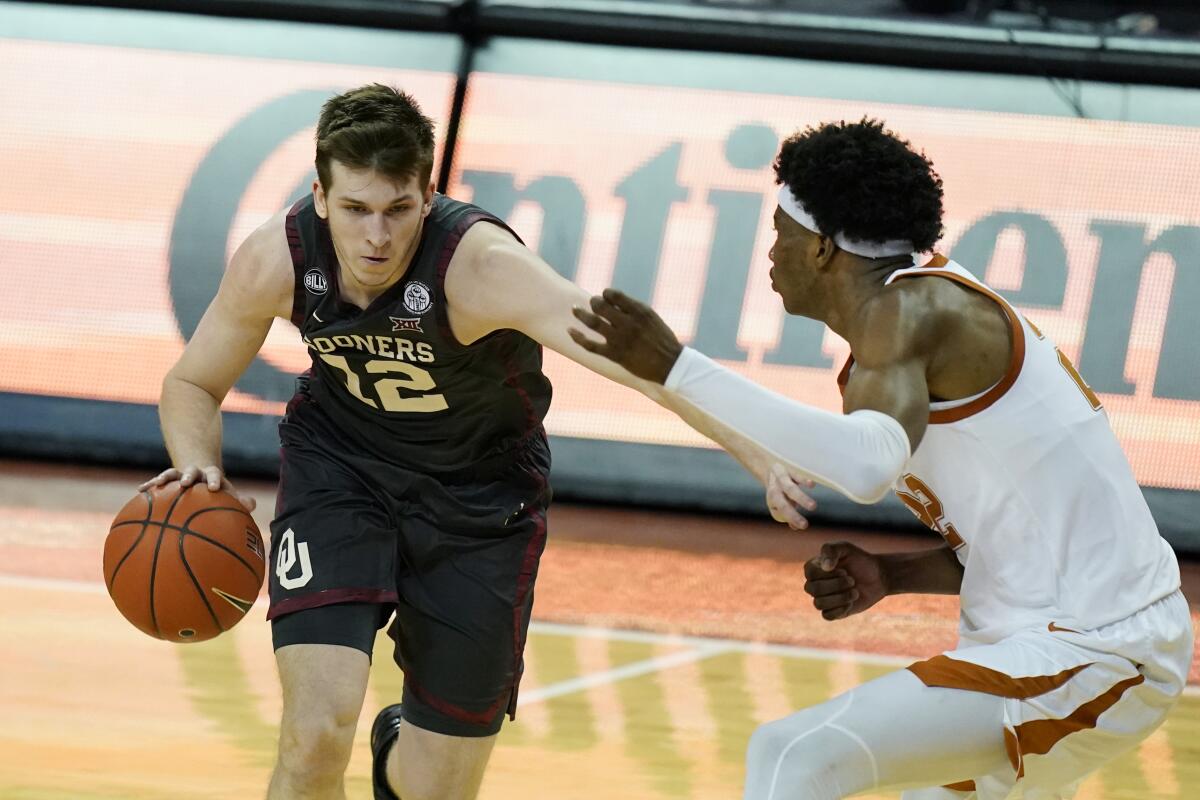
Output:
[814, 233, 837, 270]
[422, 179, 435, 216]
[313, 179, 329, 219]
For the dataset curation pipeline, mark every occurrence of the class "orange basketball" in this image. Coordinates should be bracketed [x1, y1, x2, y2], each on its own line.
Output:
[103, 483, 266, 643]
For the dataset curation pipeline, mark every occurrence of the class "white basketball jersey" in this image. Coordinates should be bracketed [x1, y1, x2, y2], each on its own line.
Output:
[840, 255, 1180, 644]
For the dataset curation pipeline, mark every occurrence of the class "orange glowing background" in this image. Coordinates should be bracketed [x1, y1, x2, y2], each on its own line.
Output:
[2, 41, 1198, 491]
[447, 74, 1200, 491]
[0, 39, 452, 412]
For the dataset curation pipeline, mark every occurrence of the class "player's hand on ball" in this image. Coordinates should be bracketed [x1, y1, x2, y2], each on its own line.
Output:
[569, 288, 684, 384]
[139, 466, 257, 512]
[766, 463, 816, 530]
[803, 541, 887, 621]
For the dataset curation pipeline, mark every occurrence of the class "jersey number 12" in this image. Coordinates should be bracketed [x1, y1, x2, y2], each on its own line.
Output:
[320, 355, 448, 413]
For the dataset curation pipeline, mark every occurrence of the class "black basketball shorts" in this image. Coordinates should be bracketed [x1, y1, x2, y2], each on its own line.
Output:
[266, 423, 550, 738]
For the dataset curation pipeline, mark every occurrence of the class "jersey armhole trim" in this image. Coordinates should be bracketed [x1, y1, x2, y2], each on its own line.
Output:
[285, 199, 308, 329]
[890, 269, 1026, 424]
[835, 268, 1026, 424]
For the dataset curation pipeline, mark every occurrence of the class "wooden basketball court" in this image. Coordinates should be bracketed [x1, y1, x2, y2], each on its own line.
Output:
[2, 460, 1197, 799]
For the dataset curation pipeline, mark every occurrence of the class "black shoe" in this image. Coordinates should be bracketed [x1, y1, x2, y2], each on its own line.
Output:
[371, 703, 404, 800]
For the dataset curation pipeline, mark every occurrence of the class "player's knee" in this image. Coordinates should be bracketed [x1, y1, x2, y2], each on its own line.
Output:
[748, 719, 799, 766]
[746, 720, 840, 798]
[278, 712, 357, 782]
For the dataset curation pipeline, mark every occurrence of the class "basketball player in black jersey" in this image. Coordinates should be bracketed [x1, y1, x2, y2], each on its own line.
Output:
[139, 84, 815, 800]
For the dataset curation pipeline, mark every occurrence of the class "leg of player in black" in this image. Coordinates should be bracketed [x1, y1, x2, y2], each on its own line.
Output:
[266, 426, 403, 800]
[268, 603, 383, 800]
[372, 500, 548, 800]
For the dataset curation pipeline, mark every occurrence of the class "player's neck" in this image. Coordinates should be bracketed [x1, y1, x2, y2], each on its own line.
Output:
[337, 265, 407, 309]
[823, 257, 906, 341]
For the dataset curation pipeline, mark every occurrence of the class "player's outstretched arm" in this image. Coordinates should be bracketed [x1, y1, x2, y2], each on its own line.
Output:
[572, 288, 933, 505]
[444, 224, 817, 527]
[143, 213, 293, 509]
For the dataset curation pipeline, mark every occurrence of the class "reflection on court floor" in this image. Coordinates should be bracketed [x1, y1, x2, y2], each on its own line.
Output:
[2, 575, 1198, 800]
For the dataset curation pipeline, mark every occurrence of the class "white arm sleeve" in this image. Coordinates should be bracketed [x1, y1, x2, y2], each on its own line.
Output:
[664, 347, 911, 504]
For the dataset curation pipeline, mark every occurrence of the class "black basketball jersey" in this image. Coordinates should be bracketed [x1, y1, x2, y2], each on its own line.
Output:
[283, 193, 552, 476]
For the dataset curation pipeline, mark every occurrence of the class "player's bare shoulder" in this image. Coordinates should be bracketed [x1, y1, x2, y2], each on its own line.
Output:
[854, 279, 942, 367]
[220, 207, 296, 322]
[449, 219, 523, 274]
[443, 220, 528, 341]
[878, 272, 1011, 396]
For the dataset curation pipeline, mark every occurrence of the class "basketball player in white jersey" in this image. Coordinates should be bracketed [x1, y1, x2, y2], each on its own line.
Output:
[570, 118, 1192, 799]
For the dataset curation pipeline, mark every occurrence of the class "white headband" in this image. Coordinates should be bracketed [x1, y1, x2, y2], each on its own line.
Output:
[777, 186, 914, 259]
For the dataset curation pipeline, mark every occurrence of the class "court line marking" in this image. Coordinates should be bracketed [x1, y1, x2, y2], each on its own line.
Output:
[531, 620, 916, 666]
[6, 572, 1198, 698]
[525, 622, 1200, 700]
[519, 641, 735, 707]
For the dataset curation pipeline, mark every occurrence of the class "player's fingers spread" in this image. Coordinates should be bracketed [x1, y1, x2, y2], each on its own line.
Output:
[218, 476, 257, 512]
[604, 288, 657, 324]
[588, 294, 624, 323]
[202, 466, 223, 491]
[787, 509, 808, 530]
[767, 488, 796, 519]
[139, 468, 178, 490]
[778, 507, 808, 530]
[587, 294, 608, 317]
[571, 306, 607, 332]
[602, 287, 635, 312]
[568, 328, 605, 353]
[780, 478, 817, 512]
[178, 466, 200, 487]
[767, 476, 810, 528]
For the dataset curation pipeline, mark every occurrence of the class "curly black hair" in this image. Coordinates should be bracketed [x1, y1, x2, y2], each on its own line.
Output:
[773, 118, 944, 254]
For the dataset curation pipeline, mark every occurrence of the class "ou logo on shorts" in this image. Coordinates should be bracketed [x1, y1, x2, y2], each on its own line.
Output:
[275, 527, 314, 589]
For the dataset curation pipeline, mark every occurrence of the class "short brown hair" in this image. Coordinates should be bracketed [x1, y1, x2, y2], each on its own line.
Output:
[315, 84, 436, 191]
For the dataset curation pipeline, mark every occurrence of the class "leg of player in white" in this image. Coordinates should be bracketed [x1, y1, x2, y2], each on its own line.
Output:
[744, 668, 1008, 800]
[744, 589, 1192, 800]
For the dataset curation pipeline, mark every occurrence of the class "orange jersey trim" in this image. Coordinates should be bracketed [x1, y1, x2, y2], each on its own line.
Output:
[1013, 673, 1146, 764]
[910, 655, 1145, 781]
[836, 261, 1027, 425]
[891, 269, 1026, 424]
[908, 654, 1090, 699]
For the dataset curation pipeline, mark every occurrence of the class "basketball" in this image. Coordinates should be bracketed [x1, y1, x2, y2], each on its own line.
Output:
[103, 483, 266, 643]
